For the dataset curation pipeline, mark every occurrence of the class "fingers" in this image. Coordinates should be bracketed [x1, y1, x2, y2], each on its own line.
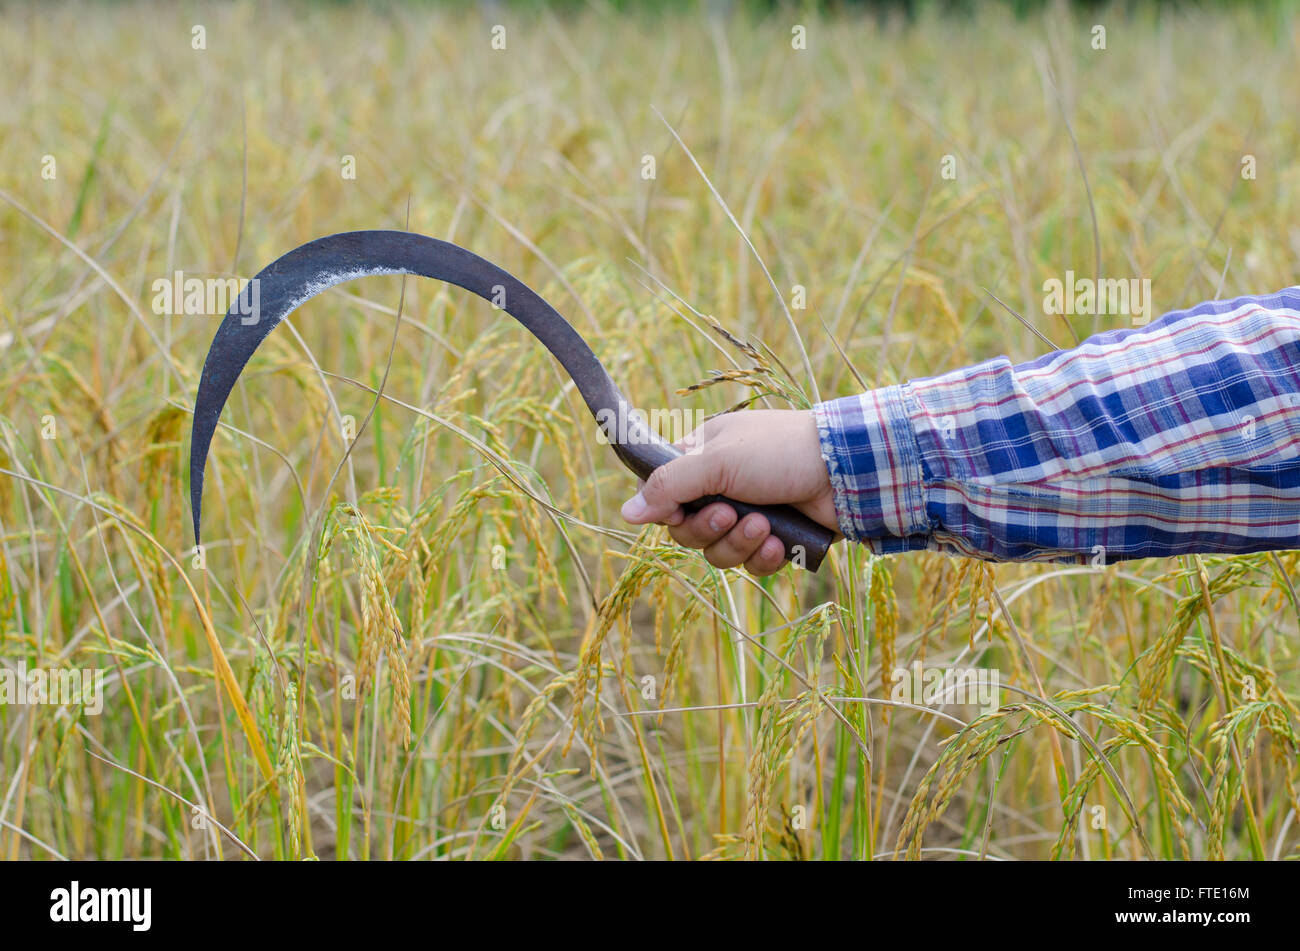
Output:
[621, 447, 722, 525]
[665, 501, 736, 548]
[615, 418, 785, 574]
[701, 512, 776, 570]
[664, 509, 784, 575]
[628, 496, 787, 576]
[743, 535, 787, 577]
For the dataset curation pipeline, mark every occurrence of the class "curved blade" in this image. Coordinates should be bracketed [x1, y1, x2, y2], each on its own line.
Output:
[190, 230, 654, 543]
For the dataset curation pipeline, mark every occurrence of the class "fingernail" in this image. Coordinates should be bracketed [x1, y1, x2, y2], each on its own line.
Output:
[709, 509, 731, 533]
[621, 492, 648, 521]
[743, 517, 764, 540]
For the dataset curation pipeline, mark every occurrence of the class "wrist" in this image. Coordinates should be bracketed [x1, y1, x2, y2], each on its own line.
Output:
[812, 387, 929, 544]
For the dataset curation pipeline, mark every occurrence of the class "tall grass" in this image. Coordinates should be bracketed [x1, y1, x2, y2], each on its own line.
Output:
[1, 0, 1297, 860]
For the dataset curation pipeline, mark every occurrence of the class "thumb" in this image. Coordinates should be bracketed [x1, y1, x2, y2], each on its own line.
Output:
[621, 450, 721, 524]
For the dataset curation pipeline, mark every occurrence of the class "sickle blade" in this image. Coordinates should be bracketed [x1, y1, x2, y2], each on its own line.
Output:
[190, 230, 834, 570]
[190, 230, 629, 544]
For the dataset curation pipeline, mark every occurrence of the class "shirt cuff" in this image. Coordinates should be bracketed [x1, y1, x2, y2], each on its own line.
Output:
[813, 386, 930, 545]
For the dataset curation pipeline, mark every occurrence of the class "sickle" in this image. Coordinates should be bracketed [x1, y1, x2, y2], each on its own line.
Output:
[190, 230, 833, 571]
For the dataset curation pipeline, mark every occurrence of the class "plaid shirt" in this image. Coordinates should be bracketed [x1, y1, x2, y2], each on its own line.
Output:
[813, 288, 1300, 563]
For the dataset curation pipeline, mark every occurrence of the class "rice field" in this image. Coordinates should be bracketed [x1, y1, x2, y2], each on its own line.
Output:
[1, 0, 1298, 861]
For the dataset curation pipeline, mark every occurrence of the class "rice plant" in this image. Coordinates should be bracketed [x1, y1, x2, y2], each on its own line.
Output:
[0, 0, 1297, 860]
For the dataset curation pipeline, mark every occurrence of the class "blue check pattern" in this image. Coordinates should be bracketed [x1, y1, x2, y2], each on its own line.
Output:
[813, 288, 1300, 563]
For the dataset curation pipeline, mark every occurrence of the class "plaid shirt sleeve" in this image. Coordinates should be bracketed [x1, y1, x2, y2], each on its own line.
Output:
[813, 287, 1300, 563]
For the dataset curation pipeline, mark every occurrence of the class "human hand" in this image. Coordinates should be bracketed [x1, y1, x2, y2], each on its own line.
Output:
[619, 409, 840, 576]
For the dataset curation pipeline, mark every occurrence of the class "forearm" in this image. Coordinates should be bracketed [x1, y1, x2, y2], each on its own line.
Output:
[815, 288, 1300, 563]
